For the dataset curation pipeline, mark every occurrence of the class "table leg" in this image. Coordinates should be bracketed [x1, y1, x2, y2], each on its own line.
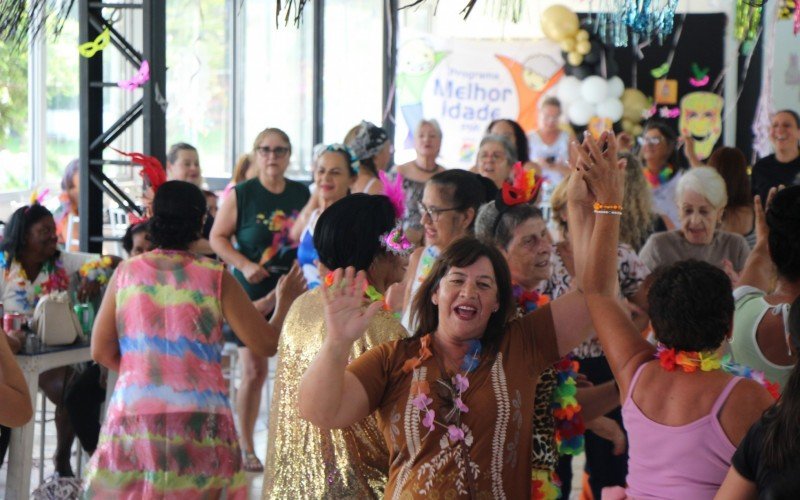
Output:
[6, 368, 40, 500]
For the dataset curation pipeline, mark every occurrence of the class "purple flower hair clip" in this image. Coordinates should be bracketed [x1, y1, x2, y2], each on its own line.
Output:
[380, 224, 415, 256]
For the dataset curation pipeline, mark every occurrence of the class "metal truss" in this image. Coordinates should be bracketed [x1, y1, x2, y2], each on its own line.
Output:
[78, 0, 165, 252]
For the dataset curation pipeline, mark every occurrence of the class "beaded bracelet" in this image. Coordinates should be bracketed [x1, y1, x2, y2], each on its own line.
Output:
[593, 202, 623, 216]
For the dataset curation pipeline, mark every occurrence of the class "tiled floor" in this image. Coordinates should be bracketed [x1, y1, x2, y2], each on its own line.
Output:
[0, 354, 586, 499]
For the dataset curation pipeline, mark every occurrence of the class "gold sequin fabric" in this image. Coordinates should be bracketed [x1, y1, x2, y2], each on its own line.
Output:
[263, 288, 408, 499]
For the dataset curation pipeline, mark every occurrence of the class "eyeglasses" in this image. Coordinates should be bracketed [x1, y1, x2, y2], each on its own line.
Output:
[637, 136, 664, 146]
[418, 202, 461, 222]
[255, 146, 290, 158]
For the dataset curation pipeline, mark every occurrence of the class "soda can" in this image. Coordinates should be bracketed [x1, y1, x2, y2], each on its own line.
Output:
[3, 313, 23, 333]
[74, 303, 95, 335]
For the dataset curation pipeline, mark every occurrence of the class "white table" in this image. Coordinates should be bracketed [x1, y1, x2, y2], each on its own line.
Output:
[6, 344, 92, 500]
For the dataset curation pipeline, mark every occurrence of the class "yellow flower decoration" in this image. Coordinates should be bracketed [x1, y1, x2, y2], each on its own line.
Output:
[699, 351, 722, 372]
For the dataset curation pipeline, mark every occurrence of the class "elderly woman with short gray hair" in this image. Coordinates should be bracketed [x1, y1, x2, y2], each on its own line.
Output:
[639, 166, 751, 273]
[475, 134, 518, 189]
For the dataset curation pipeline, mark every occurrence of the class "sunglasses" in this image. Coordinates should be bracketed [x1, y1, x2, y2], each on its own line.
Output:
[256, 146, 290, 158]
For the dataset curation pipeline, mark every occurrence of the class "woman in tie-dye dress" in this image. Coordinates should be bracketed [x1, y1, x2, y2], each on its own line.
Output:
[84, 181, 304, 498]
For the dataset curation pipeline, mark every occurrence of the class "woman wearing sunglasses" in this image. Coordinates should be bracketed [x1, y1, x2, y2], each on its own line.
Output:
[400, 170, 493, 330]
[210, 127, 310, 472]
[638, 120, 683, 230]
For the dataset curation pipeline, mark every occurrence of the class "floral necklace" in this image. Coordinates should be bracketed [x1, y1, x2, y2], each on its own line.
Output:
[512, 283, 550, 314]
[1, 252, 70, 312]
[656, 343, 781, 399]
[642, 165, 674, 188]
[403, 333, 482, 442]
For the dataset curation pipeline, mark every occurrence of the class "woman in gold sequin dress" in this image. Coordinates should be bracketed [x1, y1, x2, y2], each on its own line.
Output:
[263, 194, 411, 498]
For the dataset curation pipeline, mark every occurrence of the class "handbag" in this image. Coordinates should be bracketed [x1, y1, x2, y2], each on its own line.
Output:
[31, 291, 84, 346]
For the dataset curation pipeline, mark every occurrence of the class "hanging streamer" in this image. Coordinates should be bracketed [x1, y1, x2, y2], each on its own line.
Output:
[736, 0, 764, 42]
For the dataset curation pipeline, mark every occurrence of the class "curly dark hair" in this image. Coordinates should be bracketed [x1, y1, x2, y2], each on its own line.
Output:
[149, 181, 206, 250]
[122, 221, 150, 256]
[0, 204, 57, 266]
[647, 260, 734, 351]
[410, 237, 514, 353]
[486, 119, 531, 164]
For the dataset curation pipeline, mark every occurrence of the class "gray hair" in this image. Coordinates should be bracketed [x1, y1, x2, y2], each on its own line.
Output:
[416, 119, 442, 138]
[479, 134, 517, 164]
[676, 166, 728, 210]
[474, 201, 544, 249]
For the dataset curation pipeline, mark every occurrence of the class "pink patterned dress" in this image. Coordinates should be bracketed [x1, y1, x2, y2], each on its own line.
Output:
[83, 249, 245, 499]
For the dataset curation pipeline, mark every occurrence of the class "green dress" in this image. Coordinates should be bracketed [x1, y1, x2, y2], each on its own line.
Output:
[233, 178, 309, 300]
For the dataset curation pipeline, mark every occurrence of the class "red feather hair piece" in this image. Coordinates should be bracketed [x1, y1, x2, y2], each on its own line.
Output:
[110, 147, 167, 193]
[501, 162, 543, 207]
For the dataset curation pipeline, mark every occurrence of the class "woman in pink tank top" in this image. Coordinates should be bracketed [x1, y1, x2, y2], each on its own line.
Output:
[572, 131, 775, 499]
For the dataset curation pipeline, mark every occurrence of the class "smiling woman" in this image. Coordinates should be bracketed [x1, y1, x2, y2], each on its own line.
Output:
[638, 167, 750, 274]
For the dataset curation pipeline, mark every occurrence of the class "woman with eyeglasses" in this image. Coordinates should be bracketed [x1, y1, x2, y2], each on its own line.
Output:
[400, 170, 493, 330]
[638, 120, 684, 229]
[210, 127, 310, 473]
[476, 134, 517, 189]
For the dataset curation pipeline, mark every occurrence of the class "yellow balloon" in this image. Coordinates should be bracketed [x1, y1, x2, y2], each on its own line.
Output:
[560, 38, 576, 52]
[576, 40, 591, 56]
[632, 125, 644, 136]
[575, 29, 590, 42]
[541, 5, 579, 42]
[567, 51, 583, 66]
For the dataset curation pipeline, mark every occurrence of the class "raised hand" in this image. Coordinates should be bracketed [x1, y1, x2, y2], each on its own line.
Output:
[321, 267, 383, 346]
[575, 131, 626, 207]
[275, 261, 307, 310]
[753, 186, 780, 248]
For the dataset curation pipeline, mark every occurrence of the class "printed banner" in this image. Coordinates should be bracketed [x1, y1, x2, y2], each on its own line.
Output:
[394, 35, 564, 169]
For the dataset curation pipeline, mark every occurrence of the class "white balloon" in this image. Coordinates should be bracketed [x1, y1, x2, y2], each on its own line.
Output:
[596, 98, 624, 122]
[580, 76, 609, 104]
[607, 76, 625, 98]
[567, 99, 596, 126]
[557, 76, 582, 104]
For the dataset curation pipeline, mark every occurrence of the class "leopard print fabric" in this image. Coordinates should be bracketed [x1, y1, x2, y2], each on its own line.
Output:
[530, 366, 559, 471]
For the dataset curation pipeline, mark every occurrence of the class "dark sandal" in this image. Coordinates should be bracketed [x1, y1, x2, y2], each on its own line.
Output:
[242, 452, 264, 473]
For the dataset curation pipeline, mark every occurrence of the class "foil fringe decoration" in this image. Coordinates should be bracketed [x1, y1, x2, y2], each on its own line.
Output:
[588, 0, 679, 47]
[0, 0, 75, 47]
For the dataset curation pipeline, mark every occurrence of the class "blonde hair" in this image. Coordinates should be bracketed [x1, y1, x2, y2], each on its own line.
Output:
[251, 128, 291, 153]
[231, 153, 252, 184]
[620, 153, 654, 251]
[676, 166, 728, 210]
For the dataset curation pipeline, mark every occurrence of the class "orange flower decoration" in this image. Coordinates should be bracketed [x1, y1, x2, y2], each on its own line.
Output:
[675, 351, 700, 373]
[410, 380, 430, 396]
[402, 334, 433, 374]
[658, 348, 676, 370]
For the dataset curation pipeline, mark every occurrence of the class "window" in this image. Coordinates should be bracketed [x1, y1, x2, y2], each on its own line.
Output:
[239, 0, 315, 177]
[166, 0, 233, 178]
[322, 0, 385, 146]
[0, 37, 31, 192]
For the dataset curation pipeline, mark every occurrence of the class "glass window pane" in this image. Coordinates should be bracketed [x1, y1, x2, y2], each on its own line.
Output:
[167, 0, 233, 178]
[240, 1, 314, 177]
[45, 9, 80, 186]
[322, 0, 384, 146]
[0, 39, 31, 192]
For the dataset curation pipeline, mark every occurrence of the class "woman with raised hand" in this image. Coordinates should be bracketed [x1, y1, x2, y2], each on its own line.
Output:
[263, 194, 411, 498]
[729, 185, 800, 390]
[85, 181, 304, 497]
[716, 295, 800, 499]
[210, 127, 310, 472]
[297, 144, 601, 495]
[400, 170, 492, 331]
[579, 131, 775, 499]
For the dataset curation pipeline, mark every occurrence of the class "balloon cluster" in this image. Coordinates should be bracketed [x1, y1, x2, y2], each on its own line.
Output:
[540, 5, 586, 66]
[620, 89, 650, 136]
[556, 75, 625, 126]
